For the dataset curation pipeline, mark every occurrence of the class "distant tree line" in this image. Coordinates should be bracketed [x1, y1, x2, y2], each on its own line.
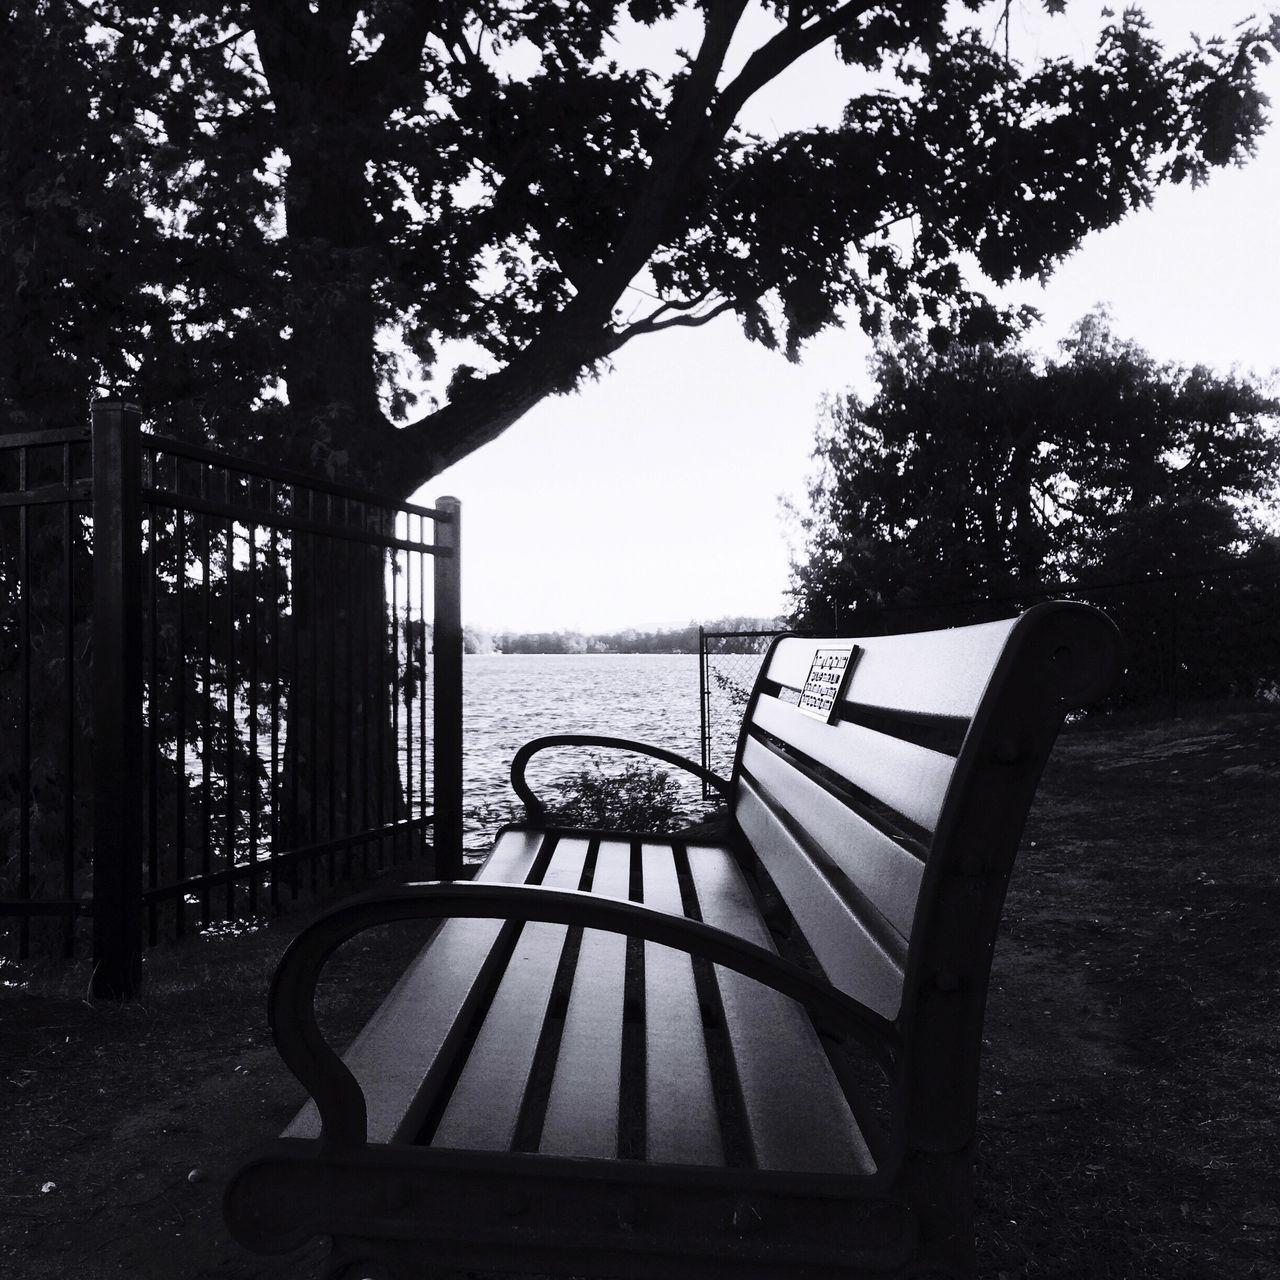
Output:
[459, 616, 784, 655]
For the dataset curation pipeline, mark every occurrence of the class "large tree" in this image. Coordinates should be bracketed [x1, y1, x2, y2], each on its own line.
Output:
[3, 1, 1277, 492]
[790, 312, 1279, 611]
[3, 3, 1277, 962]
[787, 313, 1280, 698]
[0, 3, 166, 431]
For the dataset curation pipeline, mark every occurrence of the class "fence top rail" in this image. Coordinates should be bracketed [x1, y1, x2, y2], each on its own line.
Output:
[1, 425, 92, 450]
[142, 485, 439, 554]
[701, 628, 790, 640]
[142, 431, 447, 523]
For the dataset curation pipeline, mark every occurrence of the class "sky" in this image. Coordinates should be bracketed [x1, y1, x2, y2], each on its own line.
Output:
[426, 2, 1280, 635]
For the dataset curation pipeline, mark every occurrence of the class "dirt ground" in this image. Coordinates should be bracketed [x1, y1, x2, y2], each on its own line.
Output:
[2, 709, 1278, 1279]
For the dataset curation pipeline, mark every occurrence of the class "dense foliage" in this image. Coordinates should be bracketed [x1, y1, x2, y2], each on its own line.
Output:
[788, 313, 1280, 703]
[545, 759, 688, 832]
[3, 2, 1276, 492]
[789, 312, 1280, 618]
[5, 4, 1278, 949]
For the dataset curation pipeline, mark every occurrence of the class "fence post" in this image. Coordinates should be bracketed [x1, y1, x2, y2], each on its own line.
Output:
[698, 626, 710, 801]
[432, 496, 463, 878]
[90, 400, 144, 999]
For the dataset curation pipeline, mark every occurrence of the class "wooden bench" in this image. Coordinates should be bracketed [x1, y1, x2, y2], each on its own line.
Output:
[224, 601, 1119, 1280]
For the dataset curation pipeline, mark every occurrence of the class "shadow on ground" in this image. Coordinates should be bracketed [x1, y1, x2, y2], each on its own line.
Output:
[3, 710, 1278, 1279]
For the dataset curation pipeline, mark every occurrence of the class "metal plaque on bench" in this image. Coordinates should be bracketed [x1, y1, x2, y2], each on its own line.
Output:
[797, 646, 859, 723]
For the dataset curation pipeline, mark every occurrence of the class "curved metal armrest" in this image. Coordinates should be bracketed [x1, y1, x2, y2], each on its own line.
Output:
[510, 733, 733, 822]
[270, 881, 897, 1151]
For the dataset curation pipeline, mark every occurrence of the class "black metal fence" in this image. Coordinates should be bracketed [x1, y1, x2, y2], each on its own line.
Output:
[0, 423, 93, 962]
[699, 562, 1280, 792]
[0, 401, 462, 996]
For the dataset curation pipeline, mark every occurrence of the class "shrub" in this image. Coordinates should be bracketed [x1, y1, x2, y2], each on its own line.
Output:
[546, 759, 685, 832]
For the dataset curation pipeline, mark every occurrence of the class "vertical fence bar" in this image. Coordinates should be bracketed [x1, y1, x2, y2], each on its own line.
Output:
[326, 497, 337, 882]
[90, 400, 144, 999]
[308, 492, 319, 890]
[359, 511, 371, 877]
[343, 520, 355, 879]
[391, 538, 401, 863]
[174, 487, 187, 938]
[62, 444, 77, 957]
[18, 448, 31, 957]
[269, 502, 281, 909]
[289, 492, 301, 898]
[376, 523, 387, 868]
[145, 452, 160, 946]
[247, 515, 259, 916]
[697, 626, 709, 802]
[199, 467, 212, 925]
[432, 497, 463, 878]
[418, 532, 427, 860]
[224, 485, 237, 920]
[403, 541, 413, 864]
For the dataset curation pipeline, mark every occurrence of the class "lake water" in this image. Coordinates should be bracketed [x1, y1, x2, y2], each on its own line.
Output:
[459, 653, 711, 852]
[192, 652, 759, 859]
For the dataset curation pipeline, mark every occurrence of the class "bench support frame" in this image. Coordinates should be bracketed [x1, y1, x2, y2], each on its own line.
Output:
[226, 603, 1121, 1280]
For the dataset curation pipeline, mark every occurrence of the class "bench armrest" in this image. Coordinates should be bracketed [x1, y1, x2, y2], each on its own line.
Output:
[270, 881, 896, 1150]
[510, 734, 733, 822]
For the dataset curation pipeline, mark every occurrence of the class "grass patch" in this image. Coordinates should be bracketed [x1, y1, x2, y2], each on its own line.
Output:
[1, 708, 1277, 1278]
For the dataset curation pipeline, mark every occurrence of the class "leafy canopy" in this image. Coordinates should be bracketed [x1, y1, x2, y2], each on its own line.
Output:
[3, 2, 1276, 490]
[787, 310, 1280, 626]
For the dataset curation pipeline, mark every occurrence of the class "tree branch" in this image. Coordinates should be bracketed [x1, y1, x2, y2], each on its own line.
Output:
[205, 26, 249, 51]
[390, 2, 898, 491]
[634, 287, 719, 321]
[440, 9, 494, 85]
[622, 297, 737, 337]
[711, 0, 880, 133]
[528, 217, 598, 293]
[71, 0, 129, 39]
[349, 2, 444, 105]
[572, 0, 750, 310]
[387, 3, 757, 487]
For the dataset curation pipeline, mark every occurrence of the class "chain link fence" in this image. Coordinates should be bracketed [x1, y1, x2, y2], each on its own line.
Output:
[697, 628, 787, 797]
[698, 557, 1280, 802]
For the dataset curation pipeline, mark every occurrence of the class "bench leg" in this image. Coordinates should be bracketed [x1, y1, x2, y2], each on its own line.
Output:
[323, 1240, 390, 1280]
[326, 1239, 484, 1280]
[900, 1148, 977, 1279]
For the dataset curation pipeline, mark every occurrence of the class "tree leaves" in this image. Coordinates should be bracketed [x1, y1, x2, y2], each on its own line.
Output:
[4, 3, 1276, 495]
[788, 313, 1280, 623]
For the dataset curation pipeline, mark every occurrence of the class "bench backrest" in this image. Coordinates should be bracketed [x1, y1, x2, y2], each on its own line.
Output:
[730, 601, 1119, 1149]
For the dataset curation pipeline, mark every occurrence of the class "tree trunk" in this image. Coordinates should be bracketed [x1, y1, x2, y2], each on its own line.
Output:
[276, 504, 424, 889]
[259, 97, 423, 881]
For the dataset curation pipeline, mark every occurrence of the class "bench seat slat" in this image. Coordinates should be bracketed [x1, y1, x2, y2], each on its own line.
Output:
[751, 695, 954, 833]
[430, 838, 590, 1152]
[740, 736, 923, 939]
[282, 828, 548, 1143]
[538, 841, 632, 1159]
[640, 845, 724, 1166]
[686, 846, 876, 1176]
[765, 619, 1016, 719]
